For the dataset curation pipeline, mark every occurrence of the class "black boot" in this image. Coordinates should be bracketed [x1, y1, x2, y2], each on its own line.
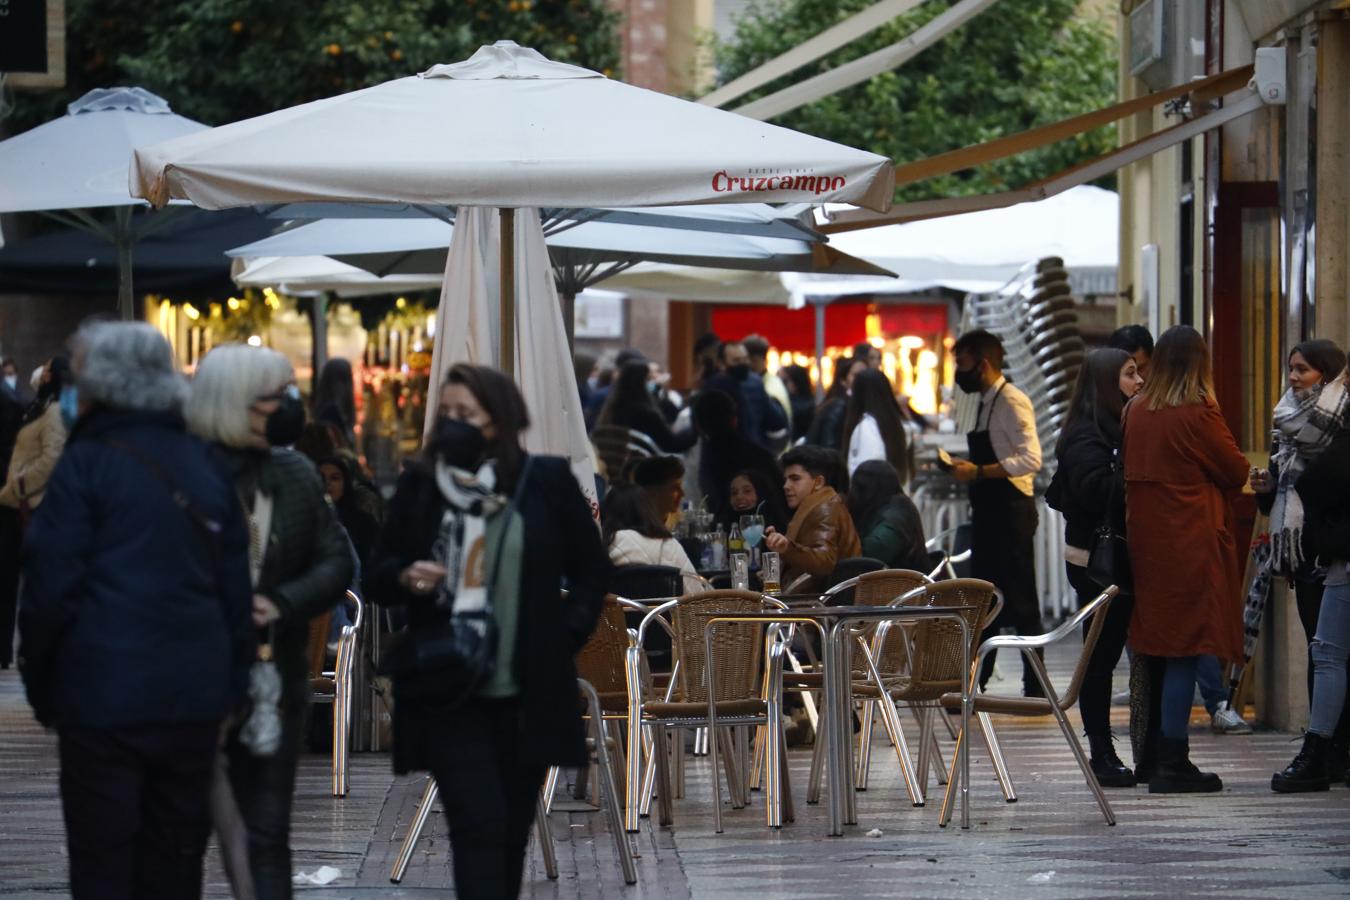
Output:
[1148, 737, 1222, 793]
[1086, 732, 1136, 787]
[1325, 739, 1348, 783]
[1271, 733, 1331, 793]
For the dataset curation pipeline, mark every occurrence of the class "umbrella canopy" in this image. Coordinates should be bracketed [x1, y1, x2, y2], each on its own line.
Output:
[227, 217, 894, 282]
[231, 256, 442, 298]
[0, 87, 209, 318]
[132, 41, 894, 212]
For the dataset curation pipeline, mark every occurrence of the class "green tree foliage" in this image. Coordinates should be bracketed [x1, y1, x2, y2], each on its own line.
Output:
[10, 0, 620, 131]
[714, 0, 1117, 201]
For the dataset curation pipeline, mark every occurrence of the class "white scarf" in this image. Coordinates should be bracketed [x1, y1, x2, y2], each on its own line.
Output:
[1267, 378, 1350, 572]
[432, 460, 505, 626]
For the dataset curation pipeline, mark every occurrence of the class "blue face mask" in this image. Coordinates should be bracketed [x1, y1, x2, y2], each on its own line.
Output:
[59, 385, 79, 429]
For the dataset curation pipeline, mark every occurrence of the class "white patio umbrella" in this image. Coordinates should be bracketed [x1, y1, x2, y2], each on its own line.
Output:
[0, 87, 207, 319]
[231, 255, 442, 297]
[132, 40, 894, 513]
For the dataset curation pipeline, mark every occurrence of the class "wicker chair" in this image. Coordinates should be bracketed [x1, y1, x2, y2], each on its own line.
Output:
[624, 590, 792, 833]
[936, 585, 1121, 827]
[309, 591, 363, 798]
[591, 425, 660, 484]
[847, 579, 995, 807]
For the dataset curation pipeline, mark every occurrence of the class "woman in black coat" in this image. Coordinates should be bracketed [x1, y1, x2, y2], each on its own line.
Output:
[1045, 347, 1143, 787]
[846, 460, 928, 572]
[597, 360, 695, 453]
[366, 363, 609, 900]
[186, 344, 354, 900]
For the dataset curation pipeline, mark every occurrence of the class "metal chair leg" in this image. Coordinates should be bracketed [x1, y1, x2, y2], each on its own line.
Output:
[535, 793, 558, 880]
[855, 700, 876, 790]
[390, 776, 438, 883]
[595, 734, 638, 883]
[718, 728, 746, 809]
[977, 712, 1017, 802]
[806, 698, 828, 804]
[653, 725, 675, 827]
[1025, 651, 1114, 826]
[543, 766, 561, 815]
[938, 728, 964, 829]
[855, 646, 922, 806]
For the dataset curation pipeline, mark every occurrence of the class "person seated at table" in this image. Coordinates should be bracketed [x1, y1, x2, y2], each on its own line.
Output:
[601, 483, 704, 594]
[764, 446, 861, 593]
[727, 469, 789, 535]
[847, 460, 929, 572]
[628, 455, 686, 531]
[692, 389, 782, 528]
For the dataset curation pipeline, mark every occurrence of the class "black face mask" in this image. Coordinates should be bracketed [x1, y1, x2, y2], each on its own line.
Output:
[953, 367, 984, 395]
[263, 385, 306, 447]
[728, 364, 751, 382]
[433, 416, 486, 471]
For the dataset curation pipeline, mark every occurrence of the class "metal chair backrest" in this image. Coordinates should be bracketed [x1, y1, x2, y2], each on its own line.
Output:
[591, 425, 659, 483]
[853, 568, 933, 673]
[670, 590, 767, 704]
[884, 578, 995, 703]
[825, 557, 886, 604]
[610, 564, 683, 600]
[574, 595, 631, 699]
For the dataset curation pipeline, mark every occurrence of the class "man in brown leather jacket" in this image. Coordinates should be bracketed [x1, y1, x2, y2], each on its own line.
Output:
[764, 446, 861, 593]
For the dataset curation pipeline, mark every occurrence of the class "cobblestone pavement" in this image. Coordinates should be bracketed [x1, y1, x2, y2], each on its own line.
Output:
[3, 645, 1350, 898]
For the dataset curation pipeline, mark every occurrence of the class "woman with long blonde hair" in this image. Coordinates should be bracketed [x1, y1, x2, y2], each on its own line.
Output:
[1123, 325, 1250, 793]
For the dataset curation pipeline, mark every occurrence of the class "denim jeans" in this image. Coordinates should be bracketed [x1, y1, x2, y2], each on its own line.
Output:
[1195, 655, 1228, 714]
[1309, 581, 1350, 738]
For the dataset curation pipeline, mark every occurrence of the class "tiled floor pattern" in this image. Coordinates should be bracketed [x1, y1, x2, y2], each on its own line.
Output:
[3, 646, 1349, 898]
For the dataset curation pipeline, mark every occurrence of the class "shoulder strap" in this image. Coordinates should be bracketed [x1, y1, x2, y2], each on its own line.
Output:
[100, 437, 224, 538]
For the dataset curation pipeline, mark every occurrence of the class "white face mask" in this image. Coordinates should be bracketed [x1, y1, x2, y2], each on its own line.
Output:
[2, 375, 15, 391]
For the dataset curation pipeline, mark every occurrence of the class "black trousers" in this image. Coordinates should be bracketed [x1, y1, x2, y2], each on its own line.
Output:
[59, 721, 219, 900]
[1067, 563, 1134, 738]
[226, 702, 306, 900]
[424, 698, 547, 900]
[0, 506, 21, 667]
[972, 492, 1043, 691]
[1292, 576, 1350, 744]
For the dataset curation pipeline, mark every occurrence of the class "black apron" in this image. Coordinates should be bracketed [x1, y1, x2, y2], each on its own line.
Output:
[967, 382, 1043, 688]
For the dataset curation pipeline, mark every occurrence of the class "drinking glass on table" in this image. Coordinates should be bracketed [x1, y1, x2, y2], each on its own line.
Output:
[761, 551, 782, 595]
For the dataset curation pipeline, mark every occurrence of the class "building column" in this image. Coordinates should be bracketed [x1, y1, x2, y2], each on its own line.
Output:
[1315, 11, 1350, 347]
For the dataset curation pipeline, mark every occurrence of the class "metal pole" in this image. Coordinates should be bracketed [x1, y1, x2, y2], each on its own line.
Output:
[500, 208, 516, 378]
[814, 300, 826, 400]
[312, 293, 330, 382]
[561, 289, 576, 355]
[115, 206, 135, 321]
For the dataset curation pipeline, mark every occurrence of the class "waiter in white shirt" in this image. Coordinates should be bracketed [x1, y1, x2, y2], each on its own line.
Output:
[948, 330, 1045, 697]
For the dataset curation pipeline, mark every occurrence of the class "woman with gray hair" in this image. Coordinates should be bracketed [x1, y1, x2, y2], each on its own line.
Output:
[18, 321, 255, 899]
[186, 343, 352, 900]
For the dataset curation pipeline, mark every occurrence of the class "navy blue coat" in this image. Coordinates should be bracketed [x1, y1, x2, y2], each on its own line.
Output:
[18, 408, 254, 729]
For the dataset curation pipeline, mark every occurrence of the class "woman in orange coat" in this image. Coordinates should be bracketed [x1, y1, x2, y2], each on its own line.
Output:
[1124, 325, 1250, 794]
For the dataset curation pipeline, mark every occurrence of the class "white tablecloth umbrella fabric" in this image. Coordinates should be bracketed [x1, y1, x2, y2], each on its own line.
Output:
[426, 207, 599, 518]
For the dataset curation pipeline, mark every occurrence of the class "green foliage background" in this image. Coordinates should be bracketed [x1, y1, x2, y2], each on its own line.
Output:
[714, 0, 1118, 201]
[9, 0, 621, 131]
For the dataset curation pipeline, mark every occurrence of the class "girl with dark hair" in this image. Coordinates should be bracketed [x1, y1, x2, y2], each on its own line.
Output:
[727, 468, 789, 535]
[842, 368, 909, 481]
[808, 356, 864, 450]
[1123, 326, 1250, 793]
[1045, 347, 1142, 787]
[602, 482, 702, 592]
[1250, 339, 1350, 787]
[312, 358, 356, 446]
[318, 455, 380, 569]
[598, 361, 695, 453]
[846, 460, 928, 571]
[366, 362, 608, 899]
[780, 364, 816, 442]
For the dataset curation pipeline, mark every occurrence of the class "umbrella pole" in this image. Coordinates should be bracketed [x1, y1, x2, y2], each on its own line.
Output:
[115, 206, 136, 321]
[500, 208, 516, 378]
[561, 290, 576, 355]
[312, 293, 330, 381]
[813, 300, 826, 401]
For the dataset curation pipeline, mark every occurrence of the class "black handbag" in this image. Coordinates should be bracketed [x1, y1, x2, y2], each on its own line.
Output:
[1086, 410, 1132, 592]
[379, 458, 533, 709]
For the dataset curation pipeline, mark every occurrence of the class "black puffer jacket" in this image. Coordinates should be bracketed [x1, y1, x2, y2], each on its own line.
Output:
[1296, 431, 1350, 564]
[366, 455, 610, 772]
[219, 447, 354, 708]
[1046, 412, 1124, 552]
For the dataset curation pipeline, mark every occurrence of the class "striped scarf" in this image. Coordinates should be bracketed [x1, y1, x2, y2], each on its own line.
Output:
[1267, 378, 1350, 573]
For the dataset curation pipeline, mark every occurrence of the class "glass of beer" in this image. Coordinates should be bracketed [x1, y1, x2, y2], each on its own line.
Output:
[761, 551, 781, 595]
[730, 553, 750, 591]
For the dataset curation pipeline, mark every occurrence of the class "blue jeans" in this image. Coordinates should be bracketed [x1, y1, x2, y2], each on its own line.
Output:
[1195, 655, 1229, 714]
[1309, 582, 1350, 738]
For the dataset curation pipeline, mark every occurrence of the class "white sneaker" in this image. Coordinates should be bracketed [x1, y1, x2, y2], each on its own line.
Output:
[1210, 703, 1252, 734]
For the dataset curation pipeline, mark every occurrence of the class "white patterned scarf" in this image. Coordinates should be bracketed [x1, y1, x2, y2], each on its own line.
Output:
[432, 460, 506, 631]
[1266, 377, 1350, 573]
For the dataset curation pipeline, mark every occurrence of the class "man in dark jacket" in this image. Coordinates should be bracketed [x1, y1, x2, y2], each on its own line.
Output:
[19, 322, 254, 900]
